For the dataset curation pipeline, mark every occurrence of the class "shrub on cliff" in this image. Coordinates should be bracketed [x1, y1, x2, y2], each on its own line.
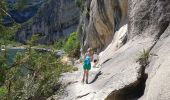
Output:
[64, 32, 80, 58]
[75, 0, 82, 8]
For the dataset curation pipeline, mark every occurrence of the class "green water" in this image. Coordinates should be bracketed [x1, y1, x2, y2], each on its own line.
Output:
[6, 48, 26, 66]
[1, 48, 29, 75]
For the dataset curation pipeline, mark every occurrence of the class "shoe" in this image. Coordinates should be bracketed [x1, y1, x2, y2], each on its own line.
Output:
[86, 80, 88, 84]
[81, 79, 84, 84]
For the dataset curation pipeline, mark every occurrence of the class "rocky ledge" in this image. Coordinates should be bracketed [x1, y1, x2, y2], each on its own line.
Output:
[50, 0, 170, 100]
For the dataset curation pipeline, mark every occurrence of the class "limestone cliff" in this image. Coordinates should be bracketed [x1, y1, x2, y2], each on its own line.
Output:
[77, 0, 128, 52]
[5, 0, 45, 24]
[16, 0, 80, 44]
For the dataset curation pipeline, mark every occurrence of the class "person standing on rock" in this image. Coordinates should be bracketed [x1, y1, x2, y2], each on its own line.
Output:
[82, 48, 91, 84]
[93, 51, 98, 68]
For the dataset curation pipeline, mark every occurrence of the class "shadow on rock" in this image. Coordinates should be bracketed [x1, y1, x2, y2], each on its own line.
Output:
[89, 71, 102, 84]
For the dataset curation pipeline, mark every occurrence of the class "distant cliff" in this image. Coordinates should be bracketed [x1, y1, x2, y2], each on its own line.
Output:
[4, 0, 45, 24]
[16, 0, 80, 44]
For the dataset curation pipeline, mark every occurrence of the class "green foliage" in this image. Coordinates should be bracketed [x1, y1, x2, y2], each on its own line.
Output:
[34, 38, 66, 51]
[14, 0, 28, 11]
[0, 86, 7, 99]
[0, 0, 7, 29]
[0, 0, 7, 13]
[0, 36, 77, 99]
[0, 50, 7, 85]
[0, 0, 20, 45]
[75, 0, 82, 8]
[64, 32, 80, 58]
[75, 0, 85, 12]
[138, 49, 150, 66]
[0, 1, 21, 46]
[53, 39, 66, 49]
[72, 67, 78, 71]
[0, 24, 21, 46]
[27, 34, 40, 46]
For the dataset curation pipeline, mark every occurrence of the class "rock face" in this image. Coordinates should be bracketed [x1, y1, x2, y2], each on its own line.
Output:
[16, 0, 80, 44]
[4, 0, 45, 24]
[140, 24, 170, 100]
[49, 0, 170, 100]
[129, 0, 170, 99]
[128, 0, 170, 39]
[77, 0, 128, 52]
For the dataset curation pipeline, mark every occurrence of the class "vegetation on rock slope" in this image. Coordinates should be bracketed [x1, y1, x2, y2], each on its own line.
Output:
[0, 1, 80, 99]
[0, 35, 78, 99]
[64, 32, 80, 58]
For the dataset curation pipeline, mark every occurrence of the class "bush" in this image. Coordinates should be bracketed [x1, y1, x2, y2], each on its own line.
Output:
[53, 39, 66, 49]
[0, 51, 7, 85]
[64, 32, 80, 58]
[0, 37, 77, 99]
[0, 86, 7, 99]
[0, 24, 20, 46]
[14, 0, 28, 11]
[75, 0, 82, 8]
[138, 49, 150, 66]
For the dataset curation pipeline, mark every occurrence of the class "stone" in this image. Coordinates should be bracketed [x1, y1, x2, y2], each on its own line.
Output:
[54, 50, 65, 58]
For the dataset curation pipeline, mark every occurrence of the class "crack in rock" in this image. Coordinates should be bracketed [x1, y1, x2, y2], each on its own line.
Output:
[76, 93, 90, 99]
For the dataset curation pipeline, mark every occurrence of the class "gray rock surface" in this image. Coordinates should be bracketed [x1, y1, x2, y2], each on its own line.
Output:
[128, 0, 170, 99]
[78, 0, 128, 51]
[16, 0, 80, 44]
[128, 0, 170, 39]
[140, 25, 170, 100]
[49, 27, 155, 100]
[98, 24, 127, 65]
[50, 0, 170, 100]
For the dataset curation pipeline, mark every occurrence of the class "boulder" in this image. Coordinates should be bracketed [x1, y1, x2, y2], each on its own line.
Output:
[54, 50, 65, 58]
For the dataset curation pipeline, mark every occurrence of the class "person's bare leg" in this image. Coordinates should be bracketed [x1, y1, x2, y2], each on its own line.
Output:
[94, 62, 96, 67]
[82, 70, 86, 83]
[86, 70, 89, 84]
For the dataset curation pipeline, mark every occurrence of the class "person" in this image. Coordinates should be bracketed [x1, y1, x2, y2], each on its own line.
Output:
[93, 51, 98, 67]
[82, 49, 91, 84]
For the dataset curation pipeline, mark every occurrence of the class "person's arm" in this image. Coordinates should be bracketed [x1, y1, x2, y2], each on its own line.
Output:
[83, 53, 87, 60]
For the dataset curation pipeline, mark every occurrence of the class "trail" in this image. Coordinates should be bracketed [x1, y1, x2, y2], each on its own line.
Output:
[58, 63, 101, 100]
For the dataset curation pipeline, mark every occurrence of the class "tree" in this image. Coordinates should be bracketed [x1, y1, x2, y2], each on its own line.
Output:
[0, 0, 14, 31]
[15, 0, 28, 11]
[0, 35, 77, 99]
[0, 0, 11, 18]
[64, 32, 80, 58]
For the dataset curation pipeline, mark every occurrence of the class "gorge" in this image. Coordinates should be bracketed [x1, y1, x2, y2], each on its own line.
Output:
[16, 0, 80, 44]
[1, 0, 170, 100]
[50, 0, 170, 100]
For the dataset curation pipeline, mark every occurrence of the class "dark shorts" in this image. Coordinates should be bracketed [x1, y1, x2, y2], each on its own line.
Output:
[83, 64, 91, 70]
[94, 60, 97, 63]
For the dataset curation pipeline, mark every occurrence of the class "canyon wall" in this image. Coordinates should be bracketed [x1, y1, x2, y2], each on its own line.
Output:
[52, 0, 170, 100]
[16, 0, 80, 44]
[77, 0, 128, 52]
